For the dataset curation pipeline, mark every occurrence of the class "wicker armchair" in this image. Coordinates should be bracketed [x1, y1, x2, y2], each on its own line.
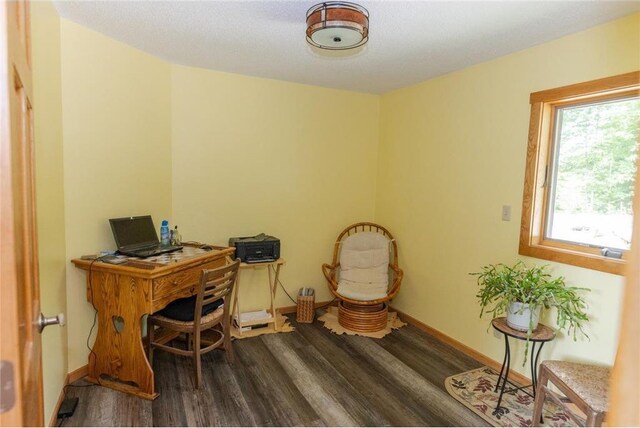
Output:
[322, 222, 403, 332]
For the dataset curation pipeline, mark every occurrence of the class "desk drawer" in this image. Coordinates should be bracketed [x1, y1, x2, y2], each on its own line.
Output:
[151, 259, 225, 311]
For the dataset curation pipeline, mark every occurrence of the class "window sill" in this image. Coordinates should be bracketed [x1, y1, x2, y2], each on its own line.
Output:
[518, 242, 626, 275]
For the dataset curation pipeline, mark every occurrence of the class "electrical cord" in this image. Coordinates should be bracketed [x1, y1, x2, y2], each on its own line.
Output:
[317, 297, 337, 310]
[87, 258, 99, 356]
[270, 264, 297, 305]
[57, 382, 95, 427]
[86, 256, 109, 388]
[62, 381, 95, 396]
[269, 265, 336, 311]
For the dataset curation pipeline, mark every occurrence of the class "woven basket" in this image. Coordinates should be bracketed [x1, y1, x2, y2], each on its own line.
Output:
[296, 288, 315, 323]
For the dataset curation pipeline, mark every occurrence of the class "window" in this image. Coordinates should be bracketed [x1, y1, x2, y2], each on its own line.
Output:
[519, 72, 640, 275]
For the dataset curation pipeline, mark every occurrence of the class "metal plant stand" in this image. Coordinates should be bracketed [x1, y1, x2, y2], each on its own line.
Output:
[491, 317, 556, 416]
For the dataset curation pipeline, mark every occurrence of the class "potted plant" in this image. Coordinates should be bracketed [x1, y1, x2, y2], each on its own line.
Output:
[472, 261, 589, 361]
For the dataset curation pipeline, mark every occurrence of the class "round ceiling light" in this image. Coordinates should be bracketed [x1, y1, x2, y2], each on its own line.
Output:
[306, 2, 369, 50]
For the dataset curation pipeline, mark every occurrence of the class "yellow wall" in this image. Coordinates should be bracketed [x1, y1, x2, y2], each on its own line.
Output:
[32, 8, 638, 418]
[32, 1, 67, 420]
[170, 65, 380, 310]
[376, 14, 639, 373]
[59, 20, 173, 371]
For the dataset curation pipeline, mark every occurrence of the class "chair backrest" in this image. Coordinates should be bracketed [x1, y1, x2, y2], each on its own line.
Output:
[339, 232, 390, 287]
[332, 222, 399, 268]
[193, 258, 240, 325]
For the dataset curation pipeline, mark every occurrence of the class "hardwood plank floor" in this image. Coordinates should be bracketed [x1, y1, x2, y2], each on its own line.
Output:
[61, 314, 489, 427]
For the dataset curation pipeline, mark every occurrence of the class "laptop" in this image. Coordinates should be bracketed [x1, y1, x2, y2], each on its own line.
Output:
[109, 215, 183, 258]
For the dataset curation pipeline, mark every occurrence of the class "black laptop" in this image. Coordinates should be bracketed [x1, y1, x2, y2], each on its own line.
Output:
[109, 215, 183, 258]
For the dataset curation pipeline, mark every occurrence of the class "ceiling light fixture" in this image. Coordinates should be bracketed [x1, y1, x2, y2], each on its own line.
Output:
[306, 2, 369, 50]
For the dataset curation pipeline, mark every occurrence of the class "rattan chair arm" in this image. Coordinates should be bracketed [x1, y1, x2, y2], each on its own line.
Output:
[327, 284, 345, 301]
[322, 263, 339, 291]
[387, 265, 404, 299]
[388, 264, 402, 275]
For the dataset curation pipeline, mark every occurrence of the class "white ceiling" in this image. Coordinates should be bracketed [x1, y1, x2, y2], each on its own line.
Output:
[53, 1, 640, 94]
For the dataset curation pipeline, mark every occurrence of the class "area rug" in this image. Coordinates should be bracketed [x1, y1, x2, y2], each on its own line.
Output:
[318, 305, 405, 338]
[445, 367, 580, 427]
[231, 313, 294, 339]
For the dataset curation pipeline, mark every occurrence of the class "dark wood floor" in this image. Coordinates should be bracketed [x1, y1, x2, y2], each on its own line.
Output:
[62, 313, 489, 427]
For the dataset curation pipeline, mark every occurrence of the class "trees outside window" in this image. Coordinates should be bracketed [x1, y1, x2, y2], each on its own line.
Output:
[520, 72, 640, 275]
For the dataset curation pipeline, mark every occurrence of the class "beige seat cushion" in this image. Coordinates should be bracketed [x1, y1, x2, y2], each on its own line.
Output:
[542, 360, 611, 413]
[337, 232, 390, 301]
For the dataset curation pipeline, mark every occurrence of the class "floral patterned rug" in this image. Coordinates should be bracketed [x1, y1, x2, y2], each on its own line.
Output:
[445, 367, 579, 427]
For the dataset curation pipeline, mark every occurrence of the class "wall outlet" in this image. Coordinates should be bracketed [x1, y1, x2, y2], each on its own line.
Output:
[493, 329, 503, 339]
[501, 205, 511, 221]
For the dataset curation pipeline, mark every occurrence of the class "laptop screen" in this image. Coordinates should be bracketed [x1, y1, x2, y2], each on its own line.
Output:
[109, 216, 159, 250]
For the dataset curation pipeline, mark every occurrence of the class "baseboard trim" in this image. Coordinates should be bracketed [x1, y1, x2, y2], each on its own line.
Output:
[277, 299, 335, 315]
[49, 373, 68, 428]
[49, 365, 89, 427]
[67, 364, 89, 384]
[390, 306, 531, 387]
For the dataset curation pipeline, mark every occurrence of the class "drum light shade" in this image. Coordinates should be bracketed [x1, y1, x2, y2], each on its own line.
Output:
[306, 2, 369, 50]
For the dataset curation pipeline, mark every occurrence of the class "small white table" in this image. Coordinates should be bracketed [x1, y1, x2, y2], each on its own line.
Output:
[231, 258, 286, 337]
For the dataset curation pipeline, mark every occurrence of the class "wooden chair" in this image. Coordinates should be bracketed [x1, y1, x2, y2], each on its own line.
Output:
[532, 360, 610, 427]
[146, 258, 240, 388]
[322, 222, 403, 332]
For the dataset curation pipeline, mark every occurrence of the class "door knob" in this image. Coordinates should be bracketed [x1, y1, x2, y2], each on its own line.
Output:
[37, 313, 65, 333]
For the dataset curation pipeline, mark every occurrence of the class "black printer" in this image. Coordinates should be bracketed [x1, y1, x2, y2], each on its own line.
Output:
[229, 233, 280, 263]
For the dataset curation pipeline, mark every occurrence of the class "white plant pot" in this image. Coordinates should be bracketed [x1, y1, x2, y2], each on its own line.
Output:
[506, 302, 541, 332]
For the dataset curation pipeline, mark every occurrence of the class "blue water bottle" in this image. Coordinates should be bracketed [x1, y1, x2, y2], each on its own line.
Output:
[160, 220, 170, 246]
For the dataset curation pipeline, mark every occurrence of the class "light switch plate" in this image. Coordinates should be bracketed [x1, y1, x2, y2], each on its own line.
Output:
[501, 205, 511, 221]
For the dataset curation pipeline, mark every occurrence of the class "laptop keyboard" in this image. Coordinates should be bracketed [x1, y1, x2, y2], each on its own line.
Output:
[122, 245, 183, 258]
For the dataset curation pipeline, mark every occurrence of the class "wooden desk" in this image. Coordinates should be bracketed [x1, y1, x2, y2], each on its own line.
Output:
[231, 259, 285, 337]
[71, 245, 234, 399]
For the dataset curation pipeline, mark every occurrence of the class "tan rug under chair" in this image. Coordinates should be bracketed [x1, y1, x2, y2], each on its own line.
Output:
[318, 305, 406, 338]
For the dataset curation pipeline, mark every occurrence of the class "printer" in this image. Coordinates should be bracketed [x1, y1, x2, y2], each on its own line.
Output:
[229, 233, 280, 263]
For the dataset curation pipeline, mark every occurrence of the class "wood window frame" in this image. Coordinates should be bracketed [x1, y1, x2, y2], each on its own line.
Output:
[519, 71, 640, 276]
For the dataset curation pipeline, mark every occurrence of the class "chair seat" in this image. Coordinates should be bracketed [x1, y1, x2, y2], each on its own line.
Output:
[541, 360, 611, 413]
[158, 296, 223, 321]
[149, 306, 224, 327]
[337, 280, 387, 301]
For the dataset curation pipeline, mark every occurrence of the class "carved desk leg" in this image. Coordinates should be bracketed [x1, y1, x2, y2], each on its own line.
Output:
[86, 270, 158, 400]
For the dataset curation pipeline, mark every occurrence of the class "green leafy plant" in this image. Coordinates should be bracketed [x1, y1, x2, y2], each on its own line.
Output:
[471, 261, 590, 363]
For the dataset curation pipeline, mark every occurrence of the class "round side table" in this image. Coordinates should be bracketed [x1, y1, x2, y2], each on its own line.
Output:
[491, 317, 555, 414]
